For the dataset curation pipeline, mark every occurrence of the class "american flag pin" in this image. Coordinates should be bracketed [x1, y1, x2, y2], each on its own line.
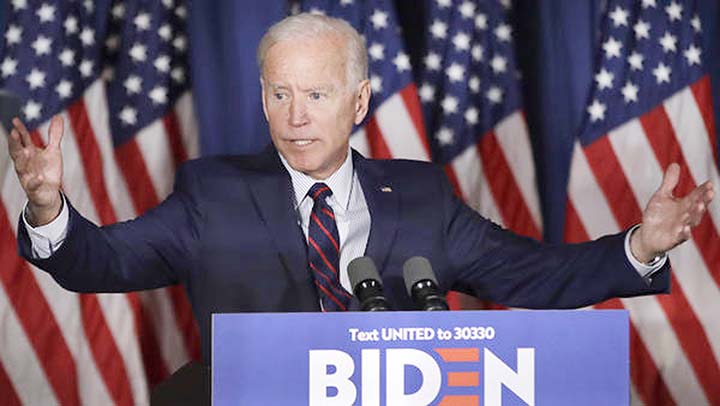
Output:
[380, 186, 392, 193]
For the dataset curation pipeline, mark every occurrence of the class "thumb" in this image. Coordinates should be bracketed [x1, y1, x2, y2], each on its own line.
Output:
[659, 163, 680, 197]
[47, 115, 64, 149]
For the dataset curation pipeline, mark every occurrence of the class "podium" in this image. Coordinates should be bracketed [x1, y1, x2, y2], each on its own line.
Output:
[212, 310, 629, 405]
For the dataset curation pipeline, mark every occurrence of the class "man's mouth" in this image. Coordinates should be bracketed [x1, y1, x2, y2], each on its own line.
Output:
[289, 139, 315, 146]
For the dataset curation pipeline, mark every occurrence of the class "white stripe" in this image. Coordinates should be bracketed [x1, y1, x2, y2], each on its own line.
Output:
[0, 282, 57, 405]
[135, 120, 175, 200]
[450, 143, 504, 227]
[568, 140, 709, 405]
[610, 120, 720, 365]
[175, 92, 200, 160]
[349, 128, 370, 157]
[82, 81, 136, 222]
[663, 87, 720, 233]
[630, 383, 645, 406]
[139, 290, 190, 372]
[494, 111, 542, 230]
[373, 93, 429, 161]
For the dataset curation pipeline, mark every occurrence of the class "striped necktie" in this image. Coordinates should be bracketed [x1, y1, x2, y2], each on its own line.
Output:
[307, 183, 352, 311]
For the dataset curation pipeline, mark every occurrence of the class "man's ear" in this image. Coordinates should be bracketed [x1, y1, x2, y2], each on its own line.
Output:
[260, 77, 269, 122]
[353, 79, 371, 125]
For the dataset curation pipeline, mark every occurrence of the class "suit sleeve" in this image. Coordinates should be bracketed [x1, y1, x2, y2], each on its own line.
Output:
[17, 163, 202, 293]
[437, 167, 670, 309]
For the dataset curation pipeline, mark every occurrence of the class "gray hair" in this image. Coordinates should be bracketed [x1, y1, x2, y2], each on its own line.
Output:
[257, 13, 369, 86]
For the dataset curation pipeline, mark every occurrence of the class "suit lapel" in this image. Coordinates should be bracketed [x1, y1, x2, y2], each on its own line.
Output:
[244, 147, 310, 287]
[354, 151, 399, 273]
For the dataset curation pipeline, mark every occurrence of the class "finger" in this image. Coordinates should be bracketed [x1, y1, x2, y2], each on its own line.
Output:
[13, 148, 31, 173]
[7, 128, 25, 159]
[12, 117, 33, 148]
[659, 163, 680, 197]
[47, 115, 64, 149]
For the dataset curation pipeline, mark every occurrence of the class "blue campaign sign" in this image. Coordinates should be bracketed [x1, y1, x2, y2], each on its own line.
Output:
[212, 310, 628, 406]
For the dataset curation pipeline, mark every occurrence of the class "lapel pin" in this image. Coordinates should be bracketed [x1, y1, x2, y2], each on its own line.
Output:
[380, 186, 392, 193]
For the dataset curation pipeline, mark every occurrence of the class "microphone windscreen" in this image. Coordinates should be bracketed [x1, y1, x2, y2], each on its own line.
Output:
[403, 256, 437, 295]
[348, 256, 381, 290]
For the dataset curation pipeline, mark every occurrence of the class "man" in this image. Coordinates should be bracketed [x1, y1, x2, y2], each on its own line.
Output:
[7, 13, 714, 366]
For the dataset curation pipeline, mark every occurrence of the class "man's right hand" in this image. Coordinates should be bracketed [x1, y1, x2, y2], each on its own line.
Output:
[7, 115, 64, 226]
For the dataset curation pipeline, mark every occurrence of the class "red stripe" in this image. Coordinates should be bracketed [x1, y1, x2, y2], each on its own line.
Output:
[79, 295, 135, 405]
[321, 208, 335, 220]
[0, 362, 21, 406]
[167, 285, 201, 361]
[67, 102, 118, 225]
[442, 164, 465, 200]
[690, 76, 718, 164]
[314, 281, 347, 311]
[307, 236, 338, 275]
[477, 132, 542, 240]
[311, 213, 339, 252]
[312, 186, 330, 199]
[163, 111, 188, 169]
[564, 201, 674, 405]
[0, 208, 80, 405]
[310, 263, 351, 299]
[127, 292, 169, 386]
[640, 106, 720, 285]
[113, 138, 161, 214]
[29, 130, 45, 148]
[365, 116, 392, 159]
[583, 135, 720, 404]
[399, 83, 431, 157]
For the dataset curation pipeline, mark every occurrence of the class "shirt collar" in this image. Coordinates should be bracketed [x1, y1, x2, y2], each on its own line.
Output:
[278, 148, 354, 211]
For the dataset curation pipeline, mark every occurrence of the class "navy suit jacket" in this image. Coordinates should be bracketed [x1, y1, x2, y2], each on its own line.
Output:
[18, 146, 670, 362]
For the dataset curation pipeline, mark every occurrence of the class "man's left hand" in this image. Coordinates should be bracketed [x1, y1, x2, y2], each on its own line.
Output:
[631, 163, 715, 263]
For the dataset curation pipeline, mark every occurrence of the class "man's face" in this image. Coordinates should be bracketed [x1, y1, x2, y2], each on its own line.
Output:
[261, 34, 370, 179]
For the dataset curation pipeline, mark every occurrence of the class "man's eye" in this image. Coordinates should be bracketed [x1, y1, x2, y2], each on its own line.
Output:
[274, 93, 287, 100]
[309, 92, 323, 100]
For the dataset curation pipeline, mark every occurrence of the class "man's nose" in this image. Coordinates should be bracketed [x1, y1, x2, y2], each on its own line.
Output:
[289, 99, 309, 127]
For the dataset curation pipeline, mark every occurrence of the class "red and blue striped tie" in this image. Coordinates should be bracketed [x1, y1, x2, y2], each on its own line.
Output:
[307, 183, 352, 311]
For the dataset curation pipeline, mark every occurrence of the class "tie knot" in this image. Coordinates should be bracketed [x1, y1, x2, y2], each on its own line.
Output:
[308, 182, 333, 202]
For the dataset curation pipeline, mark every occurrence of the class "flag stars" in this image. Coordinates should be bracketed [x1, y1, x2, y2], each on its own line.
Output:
[628, 51, 644, 71]
[452, 32, 470, 51]
[1, 57, 17, 77]
[609, 6, 628, 27]
[124, 75, 143, 95]
[370, 10, 388, 30]
[436, 0, 451, 8]
[370, 74, 383, 93]
[486, 86, 503, 104]
[653, 62, 671, 84]
[445, 63, 465, 82]
[26, 68, 46, 89]
[134, 12, 152, 31]
[175, 6, 187, 19]
[475, 14, 487, 30]
[171, 67, 186, 83]
[621, 81, 639, 103]
[393, 52, 411, 72]
[119, 106, 138, 125]
[436, 127, 454, 146]
[58, 48, 75, 67]
[642, 0, 657, 8]
[173, 36, 187, 52]
[464, 107, 479, 125]
[340, 0, 354, 5]
[5, 25, 22, 45]
[424, 52, 441, 71]
[587, 100, 606, 122]
[112, 3, 125, 20]
[11, 0, 26, 11]
[494, 23, 512, 42]
[468, 76, 480, 93]
[368, 43, 385, 61]
[684, 45, 701, 66]
[23, 100, 42, 121]
[129, 43, 147, 62]
[80, 27, 95, 47]
[154, 55, 171, 73]
[64, 16, 78, 35]
[83, 0, 93, 13]
[594, 68, 614, 90]
[602, 37, 622, 59]
[105, 35, 121, 52]
[31, 35, 52, 57]
[490, 55, 507, 74]
[659, 32, 677, 53]
[149, 86, 168, 105]
[56, 80, 73, 99]
[459, 1, 476, 19]
[441, 95, 458, 114]
[419, 83, 435, 103]
[36, 3, 55, 23]
[665, 2, 682, 22]
[691, 15, 702, 33]
[158, 24, 172, 41]
[471, 45, 484, 61]
[79, 60, 93, 78]
[430, 20, 448, 39]
[634, 20, 650, 40]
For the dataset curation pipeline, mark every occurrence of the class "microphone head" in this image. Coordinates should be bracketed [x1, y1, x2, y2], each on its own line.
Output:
[403, 256, 438, 295]
[348, 256, 381, 291]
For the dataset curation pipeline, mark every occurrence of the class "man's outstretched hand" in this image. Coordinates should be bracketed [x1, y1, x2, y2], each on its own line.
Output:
[631, 163, 715, 263]
[7, 115, 64, 226]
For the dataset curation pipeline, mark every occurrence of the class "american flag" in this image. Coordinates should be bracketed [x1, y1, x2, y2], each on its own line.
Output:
[564, 0, 720, 404]
[0, 0, 199, 404]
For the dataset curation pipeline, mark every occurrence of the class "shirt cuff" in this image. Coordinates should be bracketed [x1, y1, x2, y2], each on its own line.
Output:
[625, 224, 668, 279]
[22, 195, 69, 259]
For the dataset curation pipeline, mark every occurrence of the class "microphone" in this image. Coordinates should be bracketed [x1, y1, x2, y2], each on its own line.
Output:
[348, 256, 391, 311]
[403, 256, 449, 311]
